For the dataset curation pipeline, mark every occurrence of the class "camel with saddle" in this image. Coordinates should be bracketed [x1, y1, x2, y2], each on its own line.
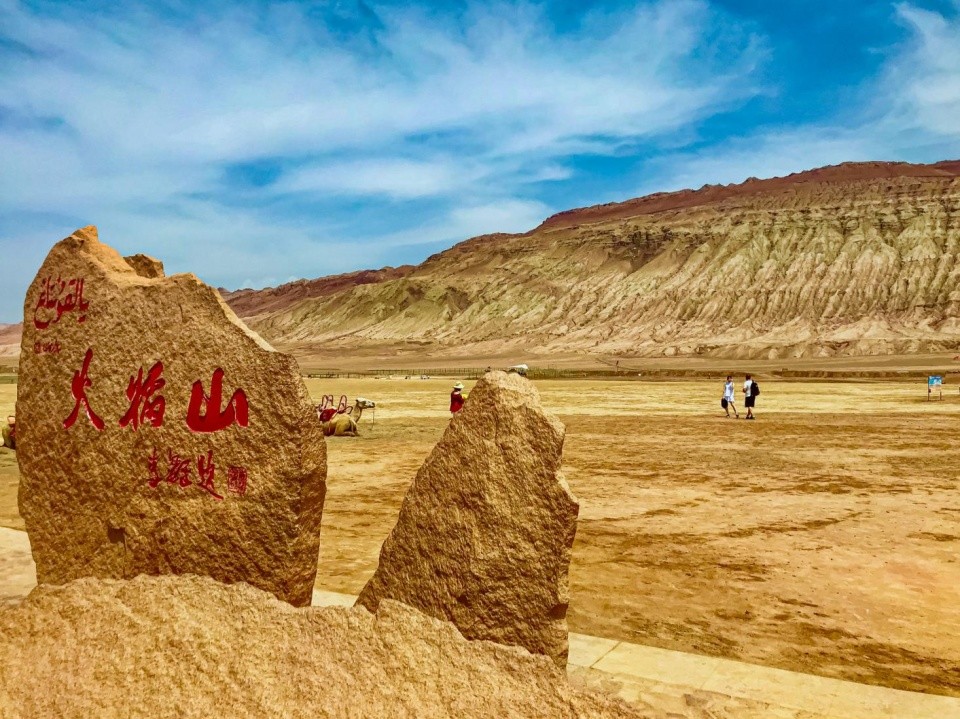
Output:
[317, 395, 376, 437]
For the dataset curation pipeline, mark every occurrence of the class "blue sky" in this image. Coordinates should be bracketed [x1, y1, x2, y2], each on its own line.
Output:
[2, 0, 960, 322]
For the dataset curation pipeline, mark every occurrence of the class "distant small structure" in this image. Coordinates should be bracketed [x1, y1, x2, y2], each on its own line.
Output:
[507, 364, 529, 377]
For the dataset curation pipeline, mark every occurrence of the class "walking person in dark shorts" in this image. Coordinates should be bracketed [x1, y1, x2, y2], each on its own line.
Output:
[743, 374, 758, 420]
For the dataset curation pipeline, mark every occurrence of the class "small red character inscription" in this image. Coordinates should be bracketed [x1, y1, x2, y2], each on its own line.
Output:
[186, 368, 249, 433]
[145, 448, 231, 501]
[34, 340, 61, 355]
[196, 450, 223, 500]
[165, 451, 192, 488]
[226, 466, 248, 496]
[120, 361, 166, 430]
[146, 448, 163, 488]
[63, 348, 105, 430]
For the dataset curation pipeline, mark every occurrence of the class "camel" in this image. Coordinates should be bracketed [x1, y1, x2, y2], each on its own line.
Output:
[321, 398, 376, 437]
[2, 416, 14, 450]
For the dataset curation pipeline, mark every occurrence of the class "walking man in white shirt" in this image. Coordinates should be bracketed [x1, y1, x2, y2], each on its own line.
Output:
[743, 374, 757, 420]
[722, 375, 739, 418]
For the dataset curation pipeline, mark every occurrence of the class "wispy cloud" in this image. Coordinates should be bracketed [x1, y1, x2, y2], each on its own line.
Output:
[883, 2, 960, 140]
[0, 0, 765, 317]
[9, 1, 959, 323]
[636, 2, 960, 193]
[0, 0, 762, 185]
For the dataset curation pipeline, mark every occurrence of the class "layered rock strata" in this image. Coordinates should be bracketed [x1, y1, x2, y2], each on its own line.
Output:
[227, 162, 960, 360]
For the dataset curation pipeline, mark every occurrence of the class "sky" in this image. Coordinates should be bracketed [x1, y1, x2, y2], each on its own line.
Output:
[1, 0, 960, 322]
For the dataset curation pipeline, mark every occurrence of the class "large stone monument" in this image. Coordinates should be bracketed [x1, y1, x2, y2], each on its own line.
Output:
[16, 227, 326, 606]
[357, 371, 579, 665]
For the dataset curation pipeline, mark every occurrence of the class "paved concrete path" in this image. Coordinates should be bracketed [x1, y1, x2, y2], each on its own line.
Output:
[4, 527, 958, 718]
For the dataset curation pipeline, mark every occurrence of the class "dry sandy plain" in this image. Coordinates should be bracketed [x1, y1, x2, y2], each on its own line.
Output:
[1, 373, 958, 697]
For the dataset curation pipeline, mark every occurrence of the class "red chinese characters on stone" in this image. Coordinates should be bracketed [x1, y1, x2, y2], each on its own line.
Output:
[119, 361, 166, 430]
[227, 466, 248, 496]
[186, 368, 249, 433]
[165, 451, 192, 488]
[63, 348, 105, 431]
[196, 450, 222, 500]
[34, 276, 89, 330]
[146, 448, 163, 488]
[144, 448, 236, 501]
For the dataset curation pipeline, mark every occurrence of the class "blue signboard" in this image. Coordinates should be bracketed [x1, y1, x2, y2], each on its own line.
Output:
[929, 375, 943, 387]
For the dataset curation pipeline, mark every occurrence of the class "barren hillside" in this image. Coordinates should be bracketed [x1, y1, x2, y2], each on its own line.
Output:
[0, 324, 21, 363]
[5, 161, 960, 365]
[233, 161, 960, 362]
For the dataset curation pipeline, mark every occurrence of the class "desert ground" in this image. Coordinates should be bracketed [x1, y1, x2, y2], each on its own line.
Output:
[1, 372, 958, 697]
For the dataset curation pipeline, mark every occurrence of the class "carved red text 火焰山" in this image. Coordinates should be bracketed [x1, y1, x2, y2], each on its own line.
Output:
[63, 348, 105, 430]
[119, 361, 166, 430]
[186, 368, 249, 433]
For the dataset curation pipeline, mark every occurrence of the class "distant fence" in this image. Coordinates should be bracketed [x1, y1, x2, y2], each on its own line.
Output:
[302, 367, 960, 382]
[304, 367, 635, 380]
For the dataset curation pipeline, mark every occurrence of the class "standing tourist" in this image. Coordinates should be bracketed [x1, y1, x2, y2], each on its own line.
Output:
[722, 376, 738, 418]
[743, 374, 759, 420]
[450, 382, 466, 414]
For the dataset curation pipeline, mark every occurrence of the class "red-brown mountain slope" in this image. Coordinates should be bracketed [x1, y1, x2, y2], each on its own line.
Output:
[232, 160, 960, 362]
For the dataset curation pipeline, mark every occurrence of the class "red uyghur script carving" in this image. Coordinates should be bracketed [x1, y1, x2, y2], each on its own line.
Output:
[63, 348, 105, 430]
[119, 361, 166, 430]
[34, 340, 61, 355]
[226, 466, 248, 496]
[196, 450, 223, 500]
[34, 276, 89, 330]
[146, 448, 163, 488]
[165, 451, 192, 488]
[186, 368, 249, 433]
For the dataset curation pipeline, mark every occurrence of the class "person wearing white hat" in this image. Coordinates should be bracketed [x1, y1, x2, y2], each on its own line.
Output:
[450, 382, 466, 414]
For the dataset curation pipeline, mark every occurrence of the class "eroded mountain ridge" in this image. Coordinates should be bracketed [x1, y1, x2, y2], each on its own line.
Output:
[229, 161, 960, 361]
[4, 161, 960, 363]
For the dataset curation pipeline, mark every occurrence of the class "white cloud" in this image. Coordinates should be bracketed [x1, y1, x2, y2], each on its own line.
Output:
[355, 198, 553, 252]
[637, 132, 876, 195]
[0, 0, 761, 205]
[883, 3, 960, 139]
[273, 158, 467, 200]
[0, 0, 761, 319]
[635, 3, 960, 194]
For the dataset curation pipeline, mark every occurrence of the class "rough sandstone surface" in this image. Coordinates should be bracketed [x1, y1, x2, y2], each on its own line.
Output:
[0, 575, 641, 719]
[16, 227, 326, 606]
[357, 371, 579, 665]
